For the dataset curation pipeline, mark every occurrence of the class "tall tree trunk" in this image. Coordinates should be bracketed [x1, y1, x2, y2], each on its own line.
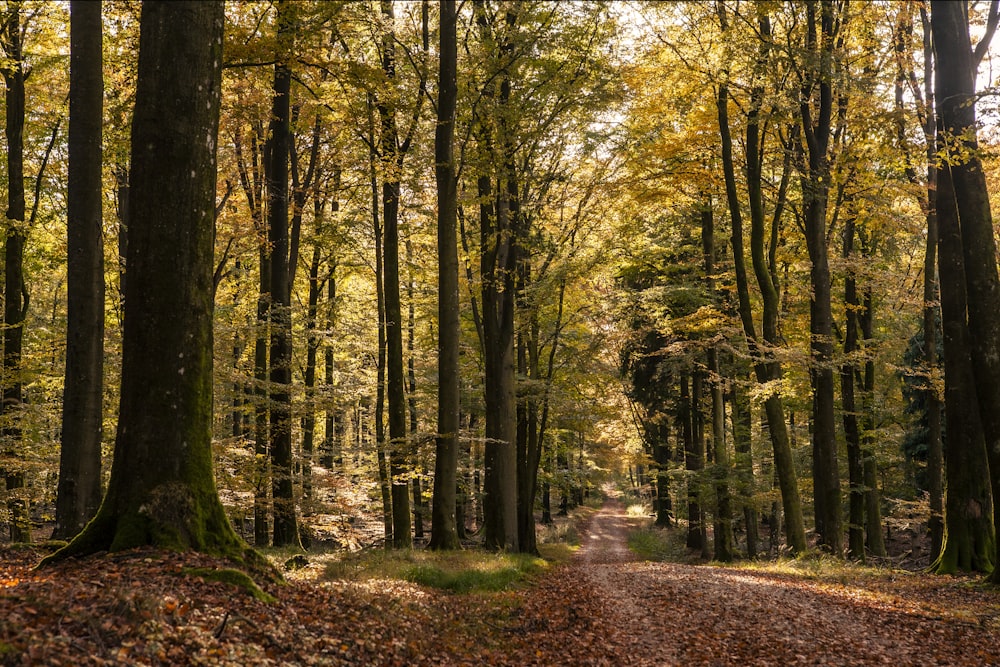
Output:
[709, 348, 732, 561]
[267, 0, 300, 549]
[322, 175, 341, 470]
[301, 241, 323, 502]
[918, 6, 944, 559]
[234, 123, 270, 546]
[291, 112, 322, 502]
[45, 0, 247, 563]
[428, 0, 461, 552]
[932, 144, 995, 573]
[0, 4, 30, 543]
[896, 3, 944, 560]
[841, 216, 866, 562]
[378, 0, 411, 550]
[931, 0, 1000, 577]
[254, 224, 270, 546]
[475, 1, 519, 552]
[800, 0, 842, 556]
[406, 240, 423, 540]
[858, 285, 886, 557]
[732, 379, 758, 558]
[682, 373, 703, 552]
[54, 0, 104, 540]
[701, 195, 733, 561]
[714, 12, 807, 553]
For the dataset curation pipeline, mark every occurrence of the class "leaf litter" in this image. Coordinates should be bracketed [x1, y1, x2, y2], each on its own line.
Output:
[2, 504, 1000, 665]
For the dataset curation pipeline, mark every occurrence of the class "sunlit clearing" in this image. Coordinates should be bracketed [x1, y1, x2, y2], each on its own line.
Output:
[626, 504, 648, 517]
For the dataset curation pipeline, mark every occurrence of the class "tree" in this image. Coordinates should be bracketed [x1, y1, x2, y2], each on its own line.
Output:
[715, 4, 807, 555]
[53, 0, 105, 540]
[798, 0, 842, 556]
[46, 0, 249, 562]
[0, 0, 30, 543]
[892, 0, 942, 559]
[429, 0, 461, 551]
[931, 0, 1000, 576]
[474, 0, 519, 552]
[267, 0, 301, 550]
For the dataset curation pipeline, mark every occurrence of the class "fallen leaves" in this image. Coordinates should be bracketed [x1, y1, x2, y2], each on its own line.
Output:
[2, 505, 1000, 665]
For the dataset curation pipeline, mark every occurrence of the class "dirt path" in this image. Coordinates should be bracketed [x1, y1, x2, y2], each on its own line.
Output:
[546, 495, 1000, 666]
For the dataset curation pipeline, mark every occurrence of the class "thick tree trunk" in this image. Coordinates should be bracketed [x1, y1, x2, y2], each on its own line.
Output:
[45, 0, 249, 563]
[54, 0, 105, 540]
[931, 0, 1000, 580]
[932, 121, 995, 573]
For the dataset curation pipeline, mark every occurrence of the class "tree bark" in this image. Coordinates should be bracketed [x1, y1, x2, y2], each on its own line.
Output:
[841, 216, 866, 562]
[800, 0, 842, 556]
[54, 0, 105, 540]
[267, 0, 300, 549]
[45, 0, 250, 563]
[931, 0, 1000, 577]
[714, 11, 807, 553]
[378, 0, 412, 550]
[682, 372, 703, 552]
[429, 0, 461, 551]
[0, 1, 29, 543]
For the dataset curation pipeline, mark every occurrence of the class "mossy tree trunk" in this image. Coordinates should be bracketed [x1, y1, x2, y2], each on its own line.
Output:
[931, 102, 995, 574]
[931, 0, 1000, 578]
[46, 0, 248, 562]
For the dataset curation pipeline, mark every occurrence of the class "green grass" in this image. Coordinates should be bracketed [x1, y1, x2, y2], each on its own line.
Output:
[626, 521, 708, 565]
[322, 547, 558, 594]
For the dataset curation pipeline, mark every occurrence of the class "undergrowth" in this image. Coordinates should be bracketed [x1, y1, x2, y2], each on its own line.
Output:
[321, 547, 561, 593]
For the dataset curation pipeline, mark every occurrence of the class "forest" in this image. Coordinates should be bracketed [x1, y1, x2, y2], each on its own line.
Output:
[5, 0, 1000, 664]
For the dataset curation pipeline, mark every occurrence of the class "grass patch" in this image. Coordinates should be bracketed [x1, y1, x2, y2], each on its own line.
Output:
[626, 504, 650, 518]
[731, 551, 900, 583]
[627, 522, 702, 564]
[323, 548, 553, 594]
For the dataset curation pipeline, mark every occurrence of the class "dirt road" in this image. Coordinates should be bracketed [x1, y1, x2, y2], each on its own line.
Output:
[536, 496, 1000, 666]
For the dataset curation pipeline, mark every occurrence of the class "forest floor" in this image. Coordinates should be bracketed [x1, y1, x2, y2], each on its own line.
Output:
[4, 498, 1000, 665]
